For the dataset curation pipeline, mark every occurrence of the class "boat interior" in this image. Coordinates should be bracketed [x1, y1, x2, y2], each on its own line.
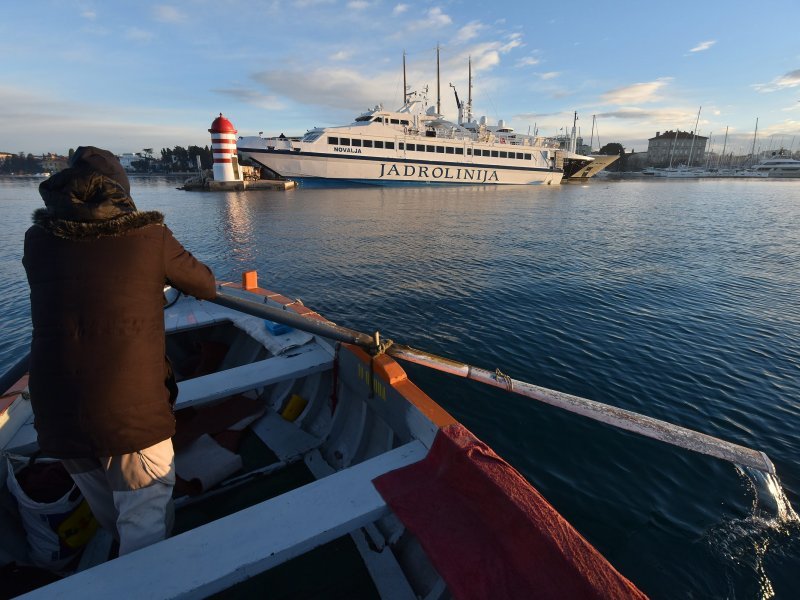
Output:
[1, 284, 446, 599]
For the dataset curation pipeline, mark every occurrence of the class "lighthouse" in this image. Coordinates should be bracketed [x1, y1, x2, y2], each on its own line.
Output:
[208, 113, 241, 182]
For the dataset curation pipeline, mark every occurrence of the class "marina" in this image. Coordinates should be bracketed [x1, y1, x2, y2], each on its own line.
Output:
[1, 176, 799, 598]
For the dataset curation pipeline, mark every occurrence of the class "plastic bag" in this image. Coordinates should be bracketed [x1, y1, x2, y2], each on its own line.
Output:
[5, 455, 98, 571]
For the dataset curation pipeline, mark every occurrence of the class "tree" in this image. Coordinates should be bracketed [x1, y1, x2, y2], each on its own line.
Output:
[598, 143, 625, 156]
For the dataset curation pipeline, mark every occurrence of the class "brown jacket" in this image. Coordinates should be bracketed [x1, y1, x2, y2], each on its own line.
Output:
[23, 170, 215, 458]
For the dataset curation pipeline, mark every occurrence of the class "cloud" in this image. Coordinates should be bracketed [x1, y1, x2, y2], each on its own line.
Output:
[214, 87, 285, 111]
[499, 33, 523, 53]
[455, 21, 484, 43]
[392, 3, 409, 15]
[251, 66, 394, 112]
[331, 50, 353, 61]
[517, 56, 540, 67]
[689, 40, 716, 53]
[0, 84, 209, 154]
[153, 5, 187, 23]
[540, 72, 559, 80]
[294, 0, 335, 6]
[81, 9, 96, 20]
[409, 7, 452, 30]
[601, 77, 671, 105]
[125, 28, 155, 42]
[347, 0, 369, 9]
[753, 69, 800, 93]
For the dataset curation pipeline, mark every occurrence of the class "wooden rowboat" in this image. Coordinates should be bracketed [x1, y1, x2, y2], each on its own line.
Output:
[0, 270, 771, 598]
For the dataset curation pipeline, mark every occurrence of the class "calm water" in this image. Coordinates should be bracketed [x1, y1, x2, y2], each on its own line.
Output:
[2, 176, 799, 598]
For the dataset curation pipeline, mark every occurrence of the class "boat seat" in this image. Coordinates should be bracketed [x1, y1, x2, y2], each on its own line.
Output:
[18, 440, 428, 599]
[176, 344, 332, 409]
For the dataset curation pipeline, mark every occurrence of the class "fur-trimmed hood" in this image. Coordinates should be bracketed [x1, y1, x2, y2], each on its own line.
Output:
[31, 208, 165, 241]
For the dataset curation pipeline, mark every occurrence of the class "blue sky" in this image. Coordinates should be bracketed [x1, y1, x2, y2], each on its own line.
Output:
[3, 1, 799, 157]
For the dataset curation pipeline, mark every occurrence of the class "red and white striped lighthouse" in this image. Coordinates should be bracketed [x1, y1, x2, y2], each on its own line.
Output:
[208, 113, 241, 182]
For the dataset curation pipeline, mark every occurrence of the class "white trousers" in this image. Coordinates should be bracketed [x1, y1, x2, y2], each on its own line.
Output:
[62, 438, 175, 556]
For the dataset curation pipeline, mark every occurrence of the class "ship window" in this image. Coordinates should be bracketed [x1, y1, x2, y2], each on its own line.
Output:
[499, 151, 508, 158]
[373, 117, 383, 123]
[426, 145, 435, 152]
[386, 142, 395, 149]
[339, 138, 350, 146]
[390, 119, 400, 124]
[446, 147, 454, 154]
[467, 148, 472, 155]
[401, 120, 410, 126]
[328, 137, 338, 145]
[436, 146, 444, 153]
[303, 132, 322, 142]
[524, 154, 531, 160]
[363, 140, 373, 148]
[516, 153, 524, 159]
[406, 143, 414, 151]
[483, 150, 491, 157]
[491, 150, 499, 158]
[352, 139, 362, 147]
[399, 143, 405, 150]
[355, 116, 372, 122]
[455, 148, 464, 155]
[375, 141, 384, 148]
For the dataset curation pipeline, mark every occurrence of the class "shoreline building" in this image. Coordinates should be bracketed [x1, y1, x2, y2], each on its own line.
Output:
[647, 131, 708, 168]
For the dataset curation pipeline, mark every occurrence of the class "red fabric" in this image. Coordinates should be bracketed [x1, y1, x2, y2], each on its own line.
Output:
[373, 424, 647, 600]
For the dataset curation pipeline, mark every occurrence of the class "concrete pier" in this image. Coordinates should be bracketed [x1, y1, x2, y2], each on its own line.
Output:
[182, 178, 296, 191]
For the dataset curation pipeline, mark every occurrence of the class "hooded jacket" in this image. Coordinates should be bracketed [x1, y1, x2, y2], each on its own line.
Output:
[23, 148, 216, 457]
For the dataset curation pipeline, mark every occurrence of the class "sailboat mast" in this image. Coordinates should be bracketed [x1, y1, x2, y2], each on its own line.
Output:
[589, 115, 596, 151]
[668, 130, 679, 169]
[403, 51, 407, 104]
[687, 106, 701, 168]
[571, 111, 578, 153]
[750, 117, 759, 159]
[436, 44, 441, 115]
[718, 126, 728, 169]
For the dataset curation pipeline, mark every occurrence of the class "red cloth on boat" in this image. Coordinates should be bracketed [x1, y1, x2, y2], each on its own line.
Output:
[373, 424, 647, 600]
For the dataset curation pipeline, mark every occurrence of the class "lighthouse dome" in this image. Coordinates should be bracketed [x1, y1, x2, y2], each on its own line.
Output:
[209, 113, 237, 134]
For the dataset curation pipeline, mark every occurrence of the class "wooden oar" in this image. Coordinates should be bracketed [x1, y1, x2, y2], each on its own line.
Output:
[210, 290, 776, 475]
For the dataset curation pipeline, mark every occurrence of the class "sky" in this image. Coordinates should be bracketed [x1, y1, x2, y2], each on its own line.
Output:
[3, 0, 800, 157]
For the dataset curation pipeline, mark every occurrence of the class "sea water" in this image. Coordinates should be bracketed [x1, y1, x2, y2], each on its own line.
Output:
[2, 176, 799, 598]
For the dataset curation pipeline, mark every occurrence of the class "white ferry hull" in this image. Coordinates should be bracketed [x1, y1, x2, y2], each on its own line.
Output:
[239, 148, 562, 185]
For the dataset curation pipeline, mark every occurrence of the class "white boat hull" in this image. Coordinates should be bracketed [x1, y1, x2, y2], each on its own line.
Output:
[239, 147, 562, 186]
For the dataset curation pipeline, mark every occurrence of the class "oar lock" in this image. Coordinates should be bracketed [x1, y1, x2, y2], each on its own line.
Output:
[370, 331, 394, 356]
[494, 368, 513, 391]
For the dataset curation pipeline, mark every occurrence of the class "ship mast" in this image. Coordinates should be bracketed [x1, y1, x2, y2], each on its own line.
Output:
[403, 50, 408, 104]
[436, 44, 441, 115]
[467, 55, 473, 123]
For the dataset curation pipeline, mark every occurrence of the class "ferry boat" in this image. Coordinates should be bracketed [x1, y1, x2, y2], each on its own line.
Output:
[237, 98, 563, 186]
